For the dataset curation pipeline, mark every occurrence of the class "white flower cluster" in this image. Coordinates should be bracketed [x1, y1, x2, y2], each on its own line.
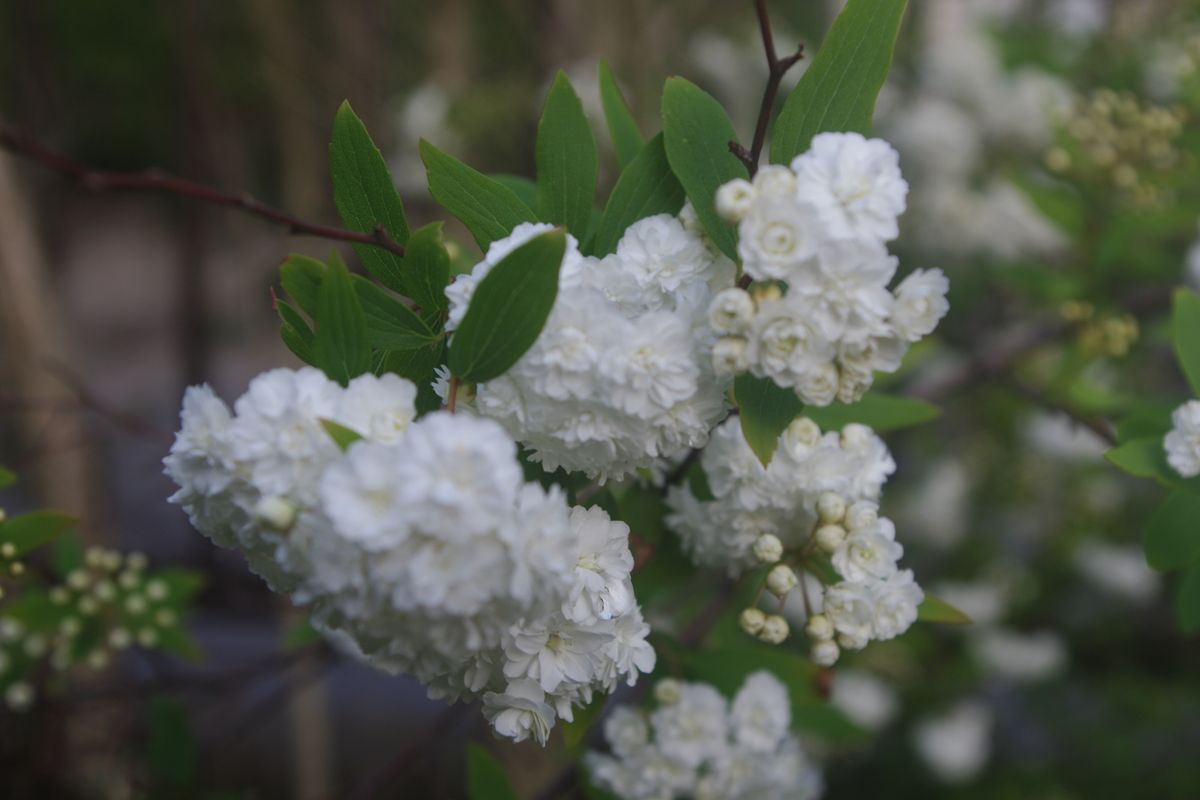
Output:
[666, 415, 895, 574]
[1164, 399, 1200, 477]
[443, 215, 734, 480]
[164, 367, 654, 744]
[711, 132, 949, 405]
[586, 673, 823, 800]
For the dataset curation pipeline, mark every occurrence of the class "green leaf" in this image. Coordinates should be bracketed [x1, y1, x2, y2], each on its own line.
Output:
[0, 511, 76, 556]
[662, 77, 747, 261]
[281, 617, 323, 650]
[592, 133, 686, 256]
[404, 222, 452, 319]
[769, 0, 909, 163]
[420, 140, 538, 250]
[153, 569, 206, 604]
[381, 339, 445, 415]
[279, 254, 325, 317]
[1106, 437, 1173, 481]
[50, 534, 84, 577]
[277, 299, 317, 366]
[561, 695, 606, 750]
[1176, 561, 1200, 634]
[319, 418, 364, 451]
[917, 594, 973, 625]
[598, 61, 644, 171]
[491, 174, 539, 212]
[617, 484, 668, 547]
[536, 71, 598, 239]
[0, 466, 16, 489]
[1146, 490, 1200, 571]
[314, 252, 372, 386]
[792, 702, 869, 742]
[803, 393, 940, 433]
[329, 101, 409, 294]
[448, 230, 566, 383]
[1173, 288, 1200, 396]
[352, 277, 437, 350]
[734, 374, 804, 467]
[1117, 404, 1175, 443]
[466, 744, 519, 800]
[154, 625, 204, 663]
[147, 697, 199, 789]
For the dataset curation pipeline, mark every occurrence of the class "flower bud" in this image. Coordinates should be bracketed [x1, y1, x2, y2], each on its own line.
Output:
[816, 492, 846, 524]
[708, 288, 756, 335]
[146, 579, 169, 602]
[93, 580, 116, 602]
[255, 496, 298, 532]
[812, 640, 840, 667]
[5, 681, 34, 712]
[23, 635, 48, 658]
[654, 678, 683, 705]
[118, 571, 139, 590]
[714, 178, 756, 222]
[0, 542, 14, 559]
[837, 631, 869, 651]
[844, 501, 879, 532]
[137, 628, 159, 648]
[0, 509, 6, 524]
[126, 552, 148, 571]
[815, 524, 846, 553]
[712, 338, 749, 375]
[739, 607, 767, 636]
[87, 649, 110, 670]
[766, 565, 799, 596]
[753, 534, 784, 564]
[784, 417, 821, 451]
[804, 613, 834, 641]
[108, 628, 132, 650]
[125, 595, 148, 615]
[752, 165, 797, 197]
[758, 614, 790, 645]
[49, 587, 69, 606]
[67, 569, 90, 592]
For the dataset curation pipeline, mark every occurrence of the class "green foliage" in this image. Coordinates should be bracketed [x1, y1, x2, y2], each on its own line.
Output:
[420, 139, 538, 250]
[351, 277, 438, 351]
[536, 72, 598, 240]
[803, 393, 941, 433]
[448, 230, 567, 383]
[0, 511, 76, 556]
[592, 133, 686, 256]
[734, 374, 804, 467]
[561, 694, 606, 750]
[329, 101, 410, 294]
[1172, 288, 1200, 395]
[770, 0, 909, 163]
[1145, 490, 1200, 571]
[279, 255, 325, 317]
[381, 340, 446, 415]
[281, 617, 323, 651]
[661, 77, 747, 261]
[276, 300, 316, 366]
[598, 61, 644, 171]
[0, 466, 15, 489]
[313, 252, 372, 386]
[147, 696, 199, 791]
[319, 418, 364, 451]
[404, 222, 452, 319]
[917, 594, 973, 625]
[466, 744, 520, 800]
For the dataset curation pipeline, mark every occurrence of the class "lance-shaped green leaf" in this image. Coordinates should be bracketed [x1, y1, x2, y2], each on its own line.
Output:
[1173, 288, 1200, 396]
[592, 133, 686, 256]
[770, 0, 909, 163]
[279, 255, 324, 317]
[351, 276, 437, 351]
[734, 374, 804, 467]
[466, 744, 519, 800]
[1146, 490, 1200, 571]
[404, 222, 452, 319]
[662, 77, 747, 261]
[329, 101, 410, 293]
[277, 299, 317, 366]
[561, 695, 606, 750]
[917, 594, 973, 624]
[319, 418, 364, 451]
[491, 174, 539, 215]
[314, 252, 372, 386]
[0, 511, 77, 556]
[448, 230, 566, 383]
[599, 60, 644, 171]
[420, 140, 538, 250]
[803, 392, 940, 433]
[536, 71, 598, 240]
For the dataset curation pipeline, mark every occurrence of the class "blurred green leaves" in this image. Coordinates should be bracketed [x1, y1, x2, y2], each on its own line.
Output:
[420, 140, 537, 250]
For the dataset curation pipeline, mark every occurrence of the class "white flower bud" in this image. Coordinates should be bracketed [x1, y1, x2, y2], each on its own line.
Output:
[0, 619, 23, 642]
[49, 587, 69, 606]
[59, 617, 82, 638]
[5, 681, 34, 712]
[817, 492, 846, 524]
[125, 595, 148, 615]
[118, 571, 139, 590]
[87, 650, 110, 670]
[255, 496, 297, 532]
[815, 524, 847, 553]
[739, 607, 767, 636]
[753, 534, 784, 564]
[840, 423, 874, 447]
[708, 288, 757, 334]
[93, 580, 116, 602]
[108, 628, 132, 650]
[758, 614, 790, 645]
[654, 678, 683, 705]
[85, 547, 106, 568]
[0, 542, 14, 559]
[812, 639, 840, 667]
[126, 552, 149, 571]
[154, 609, 178, 627]
[751, 165, 797, 197]
[78, 596, 99, 615]
[783, 417, 822, 452]
[712, 338, 749, 374]
[137, 628, 159, 648]
[146, 579, 169, 602]
[837, 631, 869, 651]
[102, 551, 123, 572]
[766, 565, 799, 596]
[67, 569, 90, 591]
[715, 178, 756, 222]
[23, 635, 48, 658]
[804, 613, 834, 641]
[844, 501, 879, 532]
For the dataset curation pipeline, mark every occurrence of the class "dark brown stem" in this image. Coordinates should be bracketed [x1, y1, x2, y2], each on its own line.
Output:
[743, 0, 804, 176]
[0, 124, 406, 258]
[446, 376, 460, 413]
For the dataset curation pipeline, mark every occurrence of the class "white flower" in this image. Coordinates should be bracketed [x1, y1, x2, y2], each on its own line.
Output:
[913, 702, 992, 784]
[564, 506, 636, 625]
[870, 569, 923, 640]
[830, 669, 898, 732]
[615, 214, 717, 294]
[1165, 400, 1200, 477]
[650, 682, 729, 768]
[604, 706, 650, 759]
[715, 178, 756, 222]
[712, 338, 750, 374]
[503, 615, 608, 693]
[708, 288, 756, 334]
[483, 679, 557, 745]
[318, 441, 408, 549]
[831, 517, 903, 582]
[824, 581, 877, 643]
[737, 193, 823, 282]
[791, 132, 908, 243]
[164, 385, 235, 498]
[729, 671, 791, 752]
[890, 268, 950, 342]
[335, 373, 417, 443]
[971, 628, 1067, 682]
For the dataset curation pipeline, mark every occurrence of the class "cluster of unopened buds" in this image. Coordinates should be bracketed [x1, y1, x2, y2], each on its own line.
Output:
[737, 492, 922, 667]
[1060, 300, 1139, 357]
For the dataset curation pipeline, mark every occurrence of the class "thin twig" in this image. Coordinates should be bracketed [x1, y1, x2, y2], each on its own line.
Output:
[731, 0, 805, 176]
[0, 124, 406, 258]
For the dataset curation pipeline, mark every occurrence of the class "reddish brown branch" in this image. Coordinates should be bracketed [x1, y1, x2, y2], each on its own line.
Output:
[0, 124, 406, 258]
[736, 0, 805, 176]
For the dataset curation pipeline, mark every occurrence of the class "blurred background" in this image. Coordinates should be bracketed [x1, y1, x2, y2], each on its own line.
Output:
[2, 0, 1200, 797]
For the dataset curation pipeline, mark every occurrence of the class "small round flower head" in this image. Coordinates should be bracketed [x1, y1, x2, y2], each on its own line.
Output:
[712, 338, 749, 374]
[715, 178, 756, 222]
[817, 492, 847, 524]
[804, 613, 834, 641]
[753, 534, 784, 564]
[655, 678, 684, 705]
[1165, 400, 1200, 477]
[816, 524, 848, 553]
[739, 607, 767, 636]
[766, 565, 799, 596]
[891, 268, 951, 342]
[758, 614, 789, 644]
[812, 639, 840, 667]
[708, 288, 756, 334]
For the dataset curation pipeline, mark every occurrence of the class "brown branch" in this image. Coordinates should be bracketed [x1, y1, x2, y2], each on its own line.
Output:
[0, 124, 406, 258]
[736, 0, 805, 176]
